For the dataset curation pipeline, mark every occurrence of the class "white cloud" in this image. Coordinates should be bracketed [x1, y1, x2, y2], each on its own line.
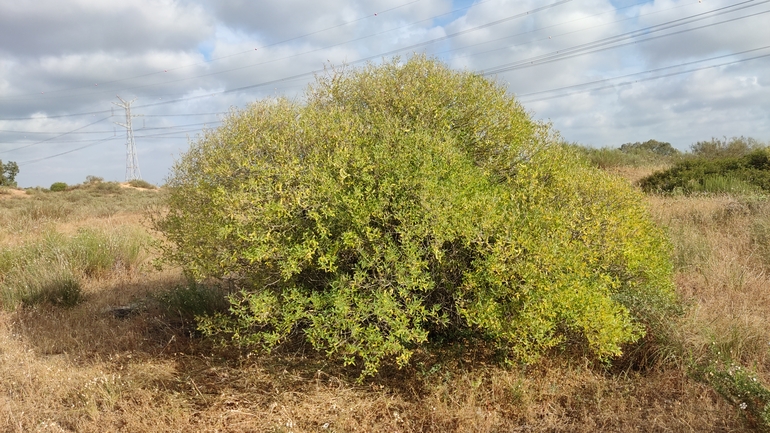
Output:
[0, 0, 768, 187]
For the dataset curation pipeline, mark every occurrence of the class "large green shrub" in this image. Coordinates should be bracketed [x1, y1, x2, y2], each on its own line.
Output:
[155, 57, 676, 376]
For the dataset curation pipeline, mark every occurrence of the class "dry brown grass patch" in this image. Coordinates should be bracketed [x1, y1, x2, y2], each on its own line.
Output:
[2, 180, 769, 432]
[605, 164, 670, 185]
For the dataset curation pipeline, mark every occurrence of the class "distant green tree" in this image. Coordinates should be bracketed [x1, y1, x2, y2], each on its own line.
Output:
[50, 182, 68, 192]
[0, 160, 19, 187]
[620, 139, 680, 156]
[690, 136, 764, 159]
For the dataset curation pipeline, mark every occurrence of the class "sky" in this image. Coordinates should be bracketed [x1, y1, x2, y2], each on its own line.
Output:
[1, 0, 769, 188]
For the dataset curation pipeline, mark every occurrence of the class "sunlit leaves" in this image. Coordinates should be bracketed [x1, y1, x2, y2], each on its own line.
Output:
[156, 56, 676, 377]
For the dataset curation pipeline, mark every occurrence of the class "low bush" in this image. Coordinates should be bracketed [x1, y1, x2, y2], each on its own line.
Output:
[50, 182, 68, 192]
[127, 179, 156, 189]
[692, 359, 770, 431]
[155, 282, 230, 326]
[156, 56, 677, 377]
[93, 181, 123, 193]
[21, 271, 83, 307]
[639, 149, 770, 194]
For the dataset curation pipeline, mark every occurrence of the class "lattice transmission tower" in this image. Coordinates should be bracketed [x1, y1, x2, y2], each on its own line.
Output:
[113, 96, 142, 181]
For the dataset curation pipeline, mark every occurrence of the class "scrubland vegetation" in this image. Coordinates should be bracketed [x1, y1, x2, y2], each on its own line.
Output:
[2, 59, 770, 432]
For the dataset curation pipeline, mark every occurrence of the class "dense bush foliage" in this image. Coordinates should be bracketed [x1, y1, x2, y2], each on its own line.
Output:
[639, 149, 770, 194]
[0, 160, 19, 187]
[620, 139, 680, 157]
[156, 57, 677, 376]
[50, 182, 68, 192]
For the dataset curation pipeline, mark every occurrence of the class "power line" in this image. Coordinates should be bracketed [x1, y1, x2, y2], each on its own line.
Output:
[0, 0, 658, 120]
[0, 119, 224, 134]
[0, 109, 113, 121]
[122, 0, 767, 110]
[0, 0, 569, 110]
[17, 136, 119, 166]
[0, 115, 112, 154]
[435, 0, 696, 64]
[1, 0, 761, 115]
[2, 0, 427, 100]
[3, 1, 769, 167]
[517, 48, 770, 103]
[483, 0, 770, 75]
[128, 0, 575, 110]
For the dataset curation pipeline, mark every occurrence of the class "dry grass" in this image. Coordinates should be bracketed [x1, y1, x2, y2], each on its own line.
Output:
[1, 179, 768, 432]
[604, 164, 670, 185]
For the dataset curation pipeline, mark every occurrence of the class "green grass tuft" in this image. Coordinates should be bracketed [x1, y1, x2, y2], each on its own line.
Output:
[127, 179, 156, 189]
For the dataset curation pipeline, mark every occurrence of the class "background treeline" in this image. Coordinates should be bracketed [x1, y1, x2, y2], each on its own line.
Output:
[574, 136, 770, 195]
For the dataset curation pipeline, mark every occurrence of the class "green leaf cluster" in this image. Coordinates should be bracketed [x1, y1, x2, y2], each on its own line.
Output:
[0, 160, 19, 187]
[156, 56, 677, 377]
[50, 182, 68, 192]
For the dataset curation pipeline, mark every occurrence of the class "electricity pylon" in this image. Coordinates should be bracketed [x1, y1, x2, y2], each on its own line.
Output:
[113, 96, 142, 181]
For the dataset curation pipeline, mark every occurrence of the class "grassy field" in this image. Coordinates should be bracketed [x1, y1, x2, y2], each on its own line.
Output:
[1, 174, 769, 432]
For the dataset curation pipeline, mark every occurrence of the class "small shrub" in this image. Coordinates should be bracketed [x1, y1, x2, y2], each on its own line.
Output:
[85, 175, 104, 184]
[22, 273, 83, 307]
[50, 182, 68, 192]
[127, 179, 156, 189]
[693, 360, 770, 431]
[93, 181, 122, 194]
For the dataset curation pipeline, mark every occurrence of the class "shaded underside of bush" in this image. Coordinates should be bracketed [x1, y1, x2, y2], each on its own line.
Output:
[155, 56, 677, 377]
[639, 149, 770, 194]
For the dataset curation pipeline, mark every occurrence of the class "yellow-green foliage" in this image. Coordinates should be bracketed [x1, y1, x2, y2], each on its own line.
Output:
[156, 57, 676, 377]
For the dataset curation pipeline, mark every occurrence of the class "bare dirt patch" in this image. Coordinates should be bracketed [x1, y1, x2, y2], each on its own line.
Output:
[0, 188, 29, 199]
